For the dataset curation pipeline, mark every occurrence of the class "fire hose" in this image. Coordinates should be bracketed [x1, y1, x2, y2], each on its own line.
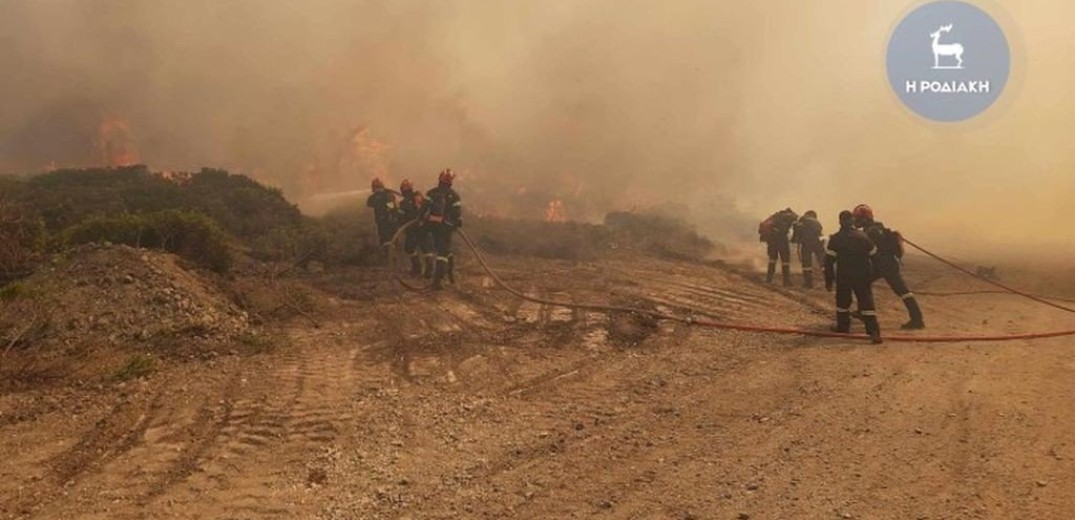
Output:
[901, 238, 1075, 315]
[388, 220, 1075, 343]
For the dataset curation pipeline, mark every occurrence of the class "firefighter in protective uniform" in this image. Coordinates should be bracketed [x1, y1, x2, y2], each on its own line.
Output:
[421, 169, 462, 290]
[365, 178, 398, 256]
[791, 210, 825, 288]
[759, 208, 799, 286]
[852, 204, 926, 330]
[825, 210, 883, 344]
[398, 179, 432, 277]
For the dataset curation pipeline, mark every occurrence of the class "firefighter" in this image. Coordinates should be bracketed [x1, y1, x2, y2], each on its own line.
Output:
[759, 208, 799, 286]
[852, 204, 926, 330]
[398, 179, 431, 277]
[792, 210, 825, 289]
[366, 177, 399, 257]
[422, 169, 462, 290]
[825, 210, 882, 344]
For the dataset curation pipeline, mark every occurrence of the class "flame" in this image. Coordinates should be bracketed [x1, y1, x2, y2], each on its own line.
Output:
[338, 126, 392, 184]
[545, 199, 567, 223]
[159, 170, 193, 185]
[95, 116, 140, 167]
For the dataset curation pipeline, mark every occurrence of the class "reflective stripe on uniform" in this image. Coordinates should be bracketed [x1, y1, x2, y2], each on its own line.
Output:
[901, 293, 916, 300]
[869, 247, 878, 256]
[768, 260, 777, 265]
[781, 262, 791, 266]
[836, 308, 851, 313]
[860, 310, 878, 316]
[436, 256, 451, 263]
[826, 250, 837, 257]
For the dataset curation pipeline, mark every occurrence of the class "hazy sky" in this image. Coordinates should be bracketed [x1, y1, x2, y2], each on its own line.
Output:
[1, 1, 1072, 254]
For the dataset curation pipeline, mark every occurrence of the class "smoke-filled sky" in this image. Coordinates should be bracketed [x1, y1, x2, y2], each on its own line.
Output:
[1, 1, 1073, 256]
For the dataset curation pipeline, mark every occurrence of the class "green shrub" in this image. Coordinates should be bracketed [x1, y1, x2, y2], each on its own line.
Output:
[314, 207, 383, 267]
[62, 210, 233, 272]
[250, 220, 329, 266]
[18, 166, 301, 241]
[0, 194, 47, 281]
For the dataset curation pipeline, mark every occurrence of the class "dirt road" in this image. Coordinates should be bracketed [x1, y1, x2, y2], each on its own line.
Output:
[2, 254, 1073, 519]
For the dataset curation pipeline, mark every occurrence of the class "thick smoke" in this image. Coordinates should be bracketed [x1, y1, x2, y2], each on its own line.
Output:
[1, 1, 1072, 255]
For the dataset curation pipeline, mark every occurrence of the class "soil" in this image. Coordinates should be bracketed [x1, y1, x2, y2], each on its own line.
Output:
[1, 248, 1073, 519]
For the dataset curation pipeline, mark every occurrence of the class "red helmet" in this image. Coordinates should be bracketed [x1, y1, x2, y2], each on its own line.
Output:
[438, 168, 454, 186]
[371, 177, 385, 190]
[852, 204, 874, 222]
[400, 179, 413, 192]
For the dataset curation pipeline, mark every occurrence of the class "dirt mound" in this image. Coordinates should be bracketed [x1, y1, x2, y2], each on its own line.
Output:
[0, 243, 250, 386]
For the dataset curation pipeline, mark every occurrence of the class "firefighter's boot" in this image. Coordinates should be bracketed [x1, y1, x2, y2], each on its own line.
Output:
[766, 261, 776, 283]
[423, 254, 435, 279]
[446, 254, 456, 285]
[831, 311, 851, 333]
[782, 263, 792, 287]
[431, 259, 447, 291]
[900, 296, 926, 330]
[408, 255, 422, 277]
[803, 269, 814, 289]
[863, 314, 883, 344]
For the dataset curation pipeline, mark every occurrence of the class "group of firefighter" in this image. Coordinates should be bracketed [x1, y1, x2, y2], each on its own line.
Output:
[760, 205, 926, 344]
[366, 169, 462, 290]
[367, 173, 923, 339]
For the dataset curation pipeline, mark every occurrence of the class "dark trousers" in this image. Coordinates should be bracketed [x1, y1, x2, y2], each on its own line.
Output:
[835, 277, 880, 337]
[873, 255, 924, 325]
[403, 227, 432, 276]
[375, 220, 397, 248]
[800, 241, 825, 287]
[429, 223, 455, 287]
[766, 238, 792, 285]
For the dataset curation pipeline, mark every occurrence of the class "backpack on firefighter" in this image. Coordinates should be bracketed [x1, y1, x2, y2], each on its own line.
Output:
[882, 227, 905, 259]
[758, 217, 775, 242]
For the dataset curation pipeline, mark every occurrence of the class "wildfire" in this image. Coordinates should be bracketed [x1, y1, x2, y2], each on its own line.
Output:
[159, 171, 193, 185]
[96, 116, 140, 167]
[545, 199, 567, 223]
[338, 126, 391, 185]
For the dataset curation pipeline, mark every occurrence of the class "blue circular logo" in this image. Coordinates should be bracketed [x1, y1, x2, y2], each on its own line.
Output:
[886, 1, 1011, 122]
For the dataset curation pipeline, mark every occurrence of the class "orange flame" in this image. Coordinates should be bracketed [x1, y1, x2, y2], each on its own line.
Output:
[96, 116, 140, 167]
[338, 127, 391, 185]
[545, 199, 567, 223]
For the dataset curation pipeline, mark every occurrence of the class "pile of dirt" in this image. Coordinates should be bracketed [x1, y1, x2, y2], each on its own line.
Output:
[0, 243, 251, 384]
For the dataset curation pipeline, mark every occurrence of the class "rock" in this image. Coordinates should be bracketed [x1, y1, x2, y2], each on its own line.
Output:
[745, 483, 759, 491]
[597, 500, 613, 509]
[1036, 480, 1048, 488]
[738, 513, 751, 520]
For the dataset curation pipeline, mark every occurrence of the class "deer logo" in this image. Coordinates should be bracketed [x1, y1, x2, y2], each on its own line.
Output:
[930, 24, 964, 70]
